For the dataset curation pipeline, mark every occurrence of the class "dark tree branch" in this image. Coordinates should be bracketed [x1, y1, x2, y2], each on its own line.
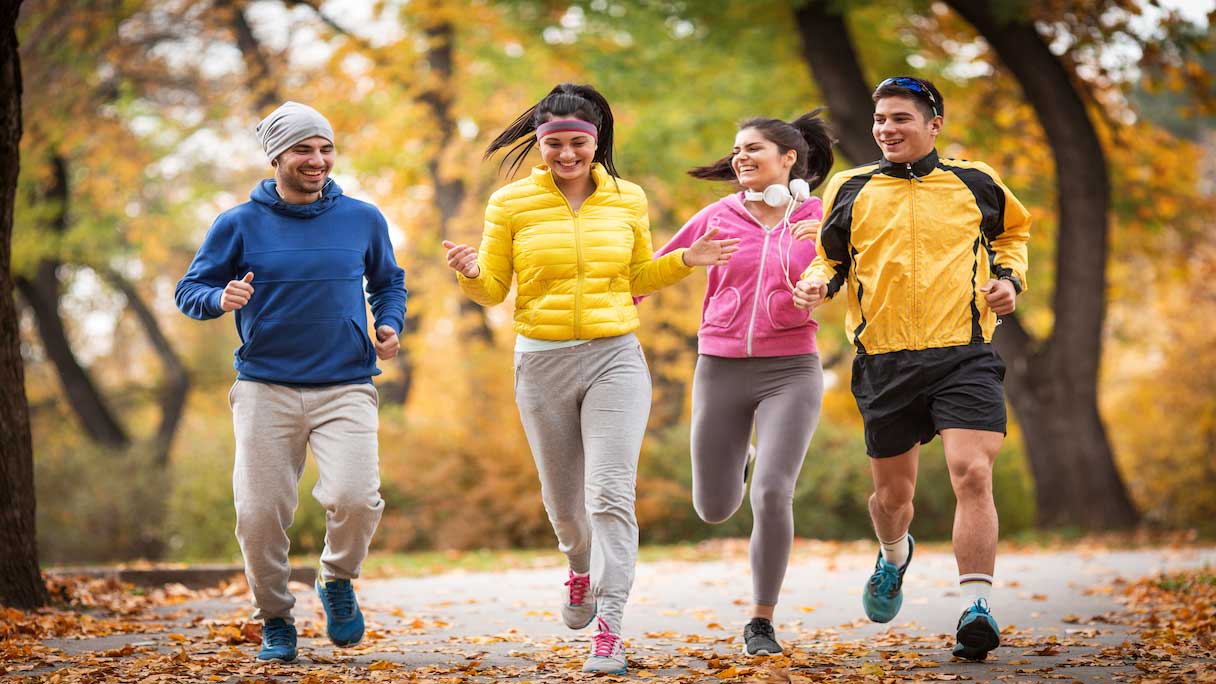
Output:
[793, 0, 881, 165]
[215, 0, 280, 112]
[15, 154, 130, 449]
[100, 268, 190, 467]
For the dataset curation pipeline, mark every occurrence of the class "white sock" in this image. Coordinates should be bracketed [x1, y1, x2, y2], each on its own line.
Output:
[959, 574, 993, 611]
[879, 533, 910, 567]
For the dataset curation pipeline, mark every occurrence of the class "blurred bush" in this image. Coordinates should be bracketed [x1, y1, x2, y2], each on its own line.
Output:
[35, 374, 1034, 562]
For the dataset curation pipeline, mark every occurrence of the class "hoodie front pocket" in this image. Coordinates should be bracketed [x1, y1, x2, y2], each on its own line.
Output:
[765, 289, 813, 330]
[238, 318, 373, 380]
[703, 287, 742, 329]
[236, 319, 265, 361]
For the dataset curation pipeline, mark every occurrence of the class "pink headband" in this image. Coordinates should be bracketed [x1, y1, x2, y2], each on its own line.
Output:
[536, 119, 598, 140]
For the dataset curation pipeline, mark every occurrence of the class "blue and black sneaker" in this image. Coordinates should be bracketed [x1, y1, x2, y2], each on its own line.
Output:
[316, 578, 365, 647]
[861, 533, 915, 623]
[952, 598, 1000, 661]
[256, 617, 298, 662]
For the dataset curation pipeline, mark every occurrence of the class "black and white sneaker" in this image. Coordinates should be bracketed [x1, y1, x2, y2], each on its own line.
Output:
[742, 617, 783, 656]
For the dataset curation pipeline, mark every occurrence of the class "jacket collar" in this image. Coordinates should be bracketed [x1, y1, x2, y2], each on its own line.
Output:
[531, 162, 611, 195]
[879, 149, 939, 179]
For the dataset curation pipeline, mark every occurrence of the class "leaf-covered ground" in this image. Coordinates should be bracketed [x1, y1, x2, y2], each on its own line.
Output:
[2, 542, 1213, 683]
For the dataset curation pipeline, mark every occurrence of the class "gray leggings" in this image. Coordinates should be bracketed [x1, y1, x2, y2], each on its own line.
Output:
[514, 333, 651, 634]
[691, 353, 823, 606]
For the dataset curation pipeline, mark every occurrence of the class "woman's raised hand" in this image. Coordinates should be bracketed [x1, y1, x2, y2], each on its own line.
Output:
[791, 219, 821, 242]
[442, 240, 480, 278]
[683, 227, 741, 267]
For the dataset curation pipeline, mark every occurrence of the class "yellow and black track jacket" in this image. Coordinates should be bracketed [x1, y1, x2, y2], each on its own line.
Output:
[802, 150, 1030, 355]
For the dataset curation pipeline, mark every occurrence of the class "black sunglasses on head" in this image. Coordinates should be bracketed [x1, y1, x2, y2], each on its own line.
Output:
[877, 77, 940, 117]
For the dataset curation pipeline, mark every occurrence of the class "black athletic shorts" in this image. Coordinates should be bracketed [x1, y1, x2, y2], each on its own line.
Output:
[851, 343, 1007, 458]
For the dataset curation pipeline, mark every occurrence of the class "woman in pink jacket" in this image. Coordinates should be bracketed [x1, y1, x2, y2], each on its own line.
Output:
[652, 111, 833, 656]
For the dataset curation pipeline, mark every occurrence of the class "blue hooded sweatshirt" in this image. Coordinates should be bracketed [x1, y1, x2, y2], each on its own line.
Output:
[175, 179, 406, 385]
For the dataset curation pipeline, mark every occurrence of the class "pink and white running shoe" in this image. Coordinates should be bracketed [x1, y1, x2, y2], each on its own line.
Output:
[562, 570, 596, 629]
[581, 617, 627, 674]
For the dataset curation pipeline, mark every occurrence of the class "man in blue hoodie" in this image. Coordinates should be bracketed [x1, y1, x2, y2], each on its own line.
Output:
[175, 101, 406, 663]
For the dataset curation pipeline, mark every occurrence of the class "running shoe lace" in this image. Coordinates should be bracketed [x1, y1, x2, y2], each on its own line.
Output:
[751, 619, 776, 640]
[565, 573, 590, 606]
[263, 621, 293, 648]
[592, 629, 621, 657]
[971, 597, 991, 615]
[325, 581, 356, 620]
[869, 563, 902, 597]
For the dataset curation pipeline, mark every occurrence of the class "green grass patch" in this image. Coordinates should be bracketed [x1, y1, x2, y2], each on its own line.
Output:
[1156, 568, 1216, 592]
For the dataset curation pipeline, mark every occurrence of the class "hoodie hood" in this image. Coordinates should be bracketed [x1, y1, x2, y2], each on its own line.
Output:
[251, 177, 344, 219]
[721, 192, 823, 227]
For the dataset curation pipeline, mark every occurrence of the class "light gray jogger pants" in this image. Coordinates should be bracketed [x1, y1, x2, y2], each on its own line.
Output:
[513, 333, 652, 634]
[230, 379, 385, 622]
[690, 353, 823, 606]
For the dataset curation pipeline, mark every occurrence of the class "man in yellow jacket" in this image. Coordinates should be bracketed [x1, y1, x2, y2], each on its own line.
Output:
[794, 76, 1029, 662]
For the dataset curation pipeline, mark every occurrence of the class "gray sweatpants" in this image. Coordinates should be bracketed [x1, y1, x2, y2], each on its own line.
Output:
[513, 333, 651, 634]
[229, 379, 385, 622]
[691, 354, 823, 606]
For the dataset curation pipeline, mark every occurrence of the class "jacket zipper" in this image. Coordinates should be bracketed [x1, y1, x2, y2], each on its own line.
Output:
[552, 182, 592, 340]
[739, 209, 776, 358]
[746, 230, 775, 357]
[561, 199, 583, 339]
[907, 163, 921, 349]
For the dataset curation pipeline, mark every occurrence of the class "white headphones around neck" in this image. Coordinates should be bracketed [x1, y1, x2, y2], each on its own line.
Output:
[744, 178, 811, 207]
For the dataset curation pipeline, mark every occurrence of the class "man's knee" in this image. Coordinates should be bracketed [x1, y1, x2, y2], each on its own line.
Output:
[873, 480, 915, 514]
[949, 456, 994, 500]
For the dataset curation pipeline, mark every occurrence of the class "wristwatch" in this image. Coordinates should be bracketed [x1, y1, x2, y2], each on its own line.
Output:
[999, 274, 1023, 294]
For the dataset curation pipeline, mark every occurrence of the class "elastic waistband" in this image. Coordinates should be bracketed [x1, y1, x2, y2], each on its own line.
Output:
[515, 332, 637, 358]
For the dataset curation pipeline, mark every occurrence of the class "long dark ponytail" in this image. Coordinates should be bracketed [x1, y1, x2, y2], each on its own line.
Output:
[689, 108, 835, 191]
[485, 83, 618, 178]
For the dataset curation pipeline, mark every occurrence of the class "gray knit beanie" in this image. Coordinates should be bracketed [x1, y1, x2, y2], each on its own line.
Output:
[256, 101, 334, 161]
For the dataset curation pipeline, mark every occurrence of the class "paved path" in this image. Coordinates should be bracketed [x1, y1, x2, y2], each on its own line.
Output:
[37, 544, 1216, 683]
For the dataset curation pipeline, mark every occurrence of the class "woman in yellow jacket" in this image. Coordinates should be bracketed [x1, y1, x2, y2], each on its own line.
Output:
[443, 83, 737, 675]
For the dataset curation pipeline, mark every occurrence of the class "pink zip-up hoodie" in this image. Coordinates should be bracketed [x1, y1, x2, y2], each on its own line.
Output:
[651, 193, 822, 358]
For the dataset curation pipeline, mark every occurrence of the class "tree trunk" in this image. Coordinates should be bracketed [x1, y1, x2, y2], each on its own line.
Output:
[792, 1, 880, 165]
[418, 16, 493, 349]
[794, 1, 1139, 528]
[0, 0, 48, 610]
[944, 0, 1138, 528]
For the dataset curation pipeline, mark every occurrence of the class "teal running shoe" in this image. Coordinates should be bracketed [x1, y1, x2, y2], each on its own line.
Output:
[952, 597, 1000, 661]
[861, 533, 915, 623]
[316, 578, 365, 647]
[256, 617, 297, 662]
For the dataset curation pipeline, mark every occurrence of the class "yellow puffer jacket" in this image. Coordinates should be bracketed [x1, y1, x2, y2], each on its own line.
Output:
[458, 163, 694, 340]
[803, 150, 1030, 355]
